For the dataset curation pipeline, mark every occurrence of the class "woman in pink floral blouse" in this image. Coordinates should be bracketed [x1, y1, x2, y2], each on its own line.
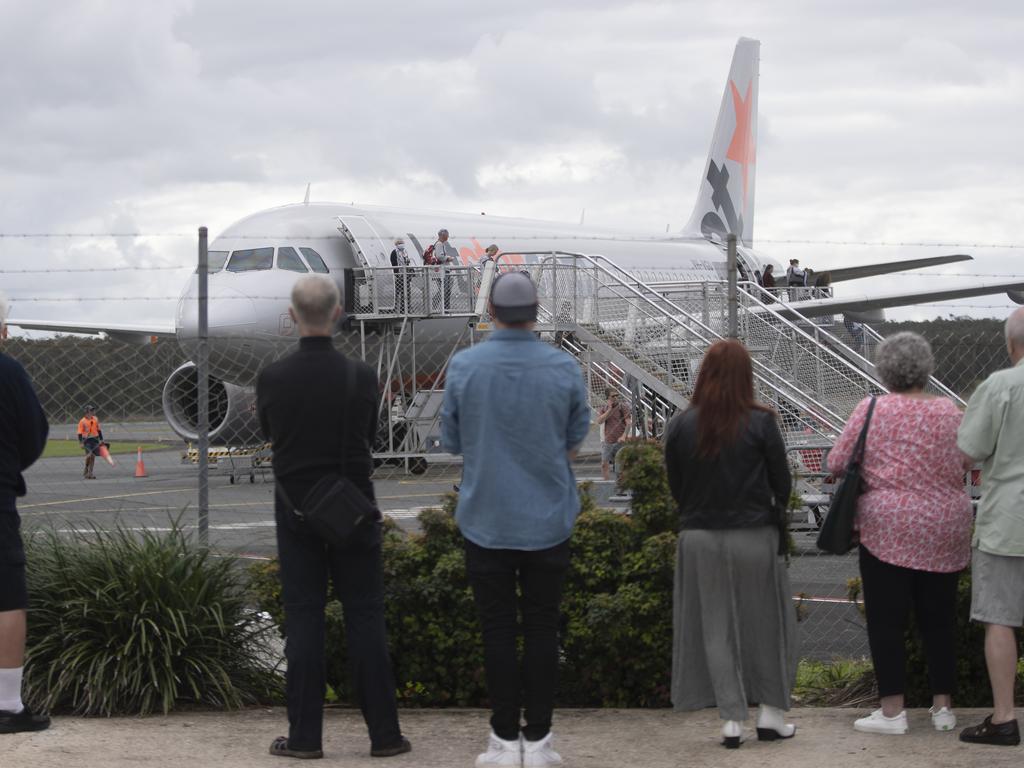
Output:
[828, 332, 972, 736]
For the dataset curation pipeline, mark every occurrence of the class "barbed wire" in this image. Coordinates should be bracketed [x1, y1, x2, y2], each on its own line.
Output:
[1, 232, 1024, 249]
[0, 266, 192, 274]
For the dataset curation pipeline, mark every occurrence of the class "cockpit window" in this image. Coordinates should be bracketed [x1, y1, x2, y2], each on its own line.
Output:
[277, 247, 308, 273]
[196, 250, 228, 274]
[300, 247, 330, 273]
[227, 247, 274, 272]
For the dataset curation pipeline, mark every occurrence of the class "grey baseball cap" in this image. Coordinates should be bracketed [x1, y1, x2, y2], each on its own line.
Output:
[490, 272, 538, 323]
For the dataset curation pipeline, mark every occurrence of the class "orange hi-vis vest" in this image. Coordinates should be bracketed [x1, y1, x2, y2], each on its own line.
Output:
[77, 416, 101, 439]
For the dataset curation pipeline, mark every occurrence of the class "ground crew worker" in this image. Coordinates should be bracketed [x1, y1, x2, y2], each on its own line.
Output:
[77, 405, 103, 480]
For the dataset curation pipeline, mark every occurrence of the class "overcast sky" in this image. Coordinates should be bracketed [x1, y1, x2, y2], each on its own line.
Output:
[1, 0, 1021, 324]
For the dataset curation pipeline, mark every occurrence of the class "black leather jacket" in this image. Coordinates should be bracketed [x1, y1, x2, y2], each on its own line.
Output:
[664, 407, 791, 531]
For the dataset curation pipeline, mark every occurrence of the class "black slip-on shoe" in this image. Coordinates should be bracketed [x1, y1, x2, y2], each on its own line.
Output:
[0, 706, 51, 734]
[959, 715, 1020, 746]
[269, 736, 323, 759]
[371, 737, 412, 757]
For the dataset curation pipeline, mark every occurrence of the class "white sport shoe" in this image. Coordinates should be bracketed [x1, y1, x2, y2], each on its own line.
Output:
[522, 733, 563, 767]
[853, 709, 909, 734]
[930, 706, 957, 732]
[475, 732, 522, 768]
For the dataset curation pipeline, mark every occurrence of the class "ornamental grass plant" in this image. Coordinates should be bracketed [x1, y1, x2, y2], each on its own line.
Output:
[24, 521, 282, 715]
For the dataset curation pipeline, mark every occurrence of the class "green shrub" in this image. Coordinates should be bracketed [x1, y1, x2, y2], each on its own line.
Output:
[25, 523, 281, 715]
[617, 440, 677, 536]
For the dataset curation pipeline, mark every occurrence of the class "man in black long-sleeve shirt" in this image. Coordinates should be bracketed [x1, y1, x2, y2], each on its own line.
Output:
[0, 300, 51, 734]
[256, 275, 409, 760]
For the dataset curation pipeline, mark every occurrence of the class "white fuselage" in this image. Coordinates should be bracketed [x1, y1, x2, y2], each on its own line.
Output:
[175, 202, 773, 385]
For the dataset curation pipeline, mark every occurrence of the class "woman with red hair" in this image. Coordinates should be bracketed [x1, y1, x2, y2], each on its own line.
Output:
[664, 340, 797, 748]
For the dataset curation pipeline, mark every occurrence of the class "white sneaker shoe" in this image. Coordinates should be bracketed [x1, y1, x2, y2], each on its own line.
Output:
[476, 732, 523, 768]
[522, 733, 563, 767]
[853, 709, 909, 734]
[756, 704, 796, 740]
[930, 706, 957, 731]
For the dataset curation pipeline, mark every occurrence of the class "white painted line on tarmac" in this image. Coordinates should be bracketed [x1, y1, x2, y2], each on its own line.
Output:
[21, 488, 194, 509]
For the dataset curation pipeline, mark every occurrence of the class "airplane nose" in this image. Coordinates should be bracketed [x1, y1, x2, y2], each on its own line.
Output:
[176, 279, 257, 339]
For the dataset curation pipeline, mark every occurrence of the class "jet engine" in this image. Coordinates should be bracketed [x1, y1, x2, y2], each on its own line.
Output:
[161, 362, 262, 445]
[1008, 290, 1024, 305]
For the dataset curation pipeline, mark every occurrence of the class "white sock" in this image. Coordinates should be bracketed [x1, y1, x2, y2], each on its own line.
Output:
[0, 667, 24, 713]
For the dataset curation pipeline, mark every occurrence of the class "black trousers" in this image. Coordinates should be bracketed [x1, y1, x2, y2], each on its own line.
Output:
[274, 503, 401, 751]
[464, 537, 571, 742]
[859, 545, 960, 698]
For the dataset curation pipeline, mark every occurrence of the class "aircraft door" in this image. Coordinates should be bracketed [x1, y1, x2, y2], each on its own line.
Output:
[337, 215, 395, 313]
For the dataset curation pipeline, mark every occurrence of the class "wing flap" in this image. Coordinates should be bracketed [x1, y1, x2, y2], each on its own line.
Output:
[775, 280, 1024, 319]
[822, 254, 973, 283]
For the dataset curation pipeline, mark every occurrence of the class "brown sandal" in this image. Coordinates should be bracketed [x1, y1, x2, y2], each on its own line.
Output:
[269, 736, 324, 759]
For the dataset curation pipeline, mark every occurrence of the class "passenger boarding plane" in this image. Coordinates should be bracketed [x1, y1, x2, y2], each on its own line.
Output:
[9, 37, 1024, 446]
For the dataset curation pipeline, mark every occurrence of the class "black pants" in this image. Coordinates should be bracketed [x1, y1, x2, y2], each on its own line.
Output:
[274, 503, 401, 751]
[464, 537, 571, 742]
[859, 545, 959, 698]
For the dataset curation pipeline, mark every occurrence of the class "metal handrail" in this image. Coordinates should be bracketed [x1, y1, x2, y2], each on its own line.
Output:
[527, 251, 848, 434]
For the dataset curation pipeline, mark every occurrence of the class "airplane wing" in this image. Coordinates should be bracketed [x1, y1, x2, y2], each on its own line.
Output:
[776, 280, 1024, 320]
[821, 254, 972, 283]
[5, 318, 175, 343]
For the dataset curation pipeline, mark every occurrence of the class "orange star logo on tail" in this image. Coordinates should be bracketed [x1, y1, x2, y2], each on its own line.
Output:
[725, 80, 755, 215]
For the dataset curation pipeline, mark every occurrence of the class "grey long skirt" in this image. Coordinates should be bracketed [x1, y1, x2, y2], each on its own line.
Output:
[671, 526, 798, 721]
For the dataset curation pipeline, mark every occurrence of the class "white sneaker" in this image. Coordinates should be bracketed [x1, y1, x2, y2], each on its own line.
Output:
[522, 733, 563, 767]
[930, 706, 957, 732]
[853, 709, 908, 734]
[475, 732, 522, 768]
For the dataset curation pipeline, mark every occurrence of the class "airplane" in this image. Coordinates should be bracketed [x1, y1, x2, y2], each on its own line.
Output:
[9, 36, 1024, 448]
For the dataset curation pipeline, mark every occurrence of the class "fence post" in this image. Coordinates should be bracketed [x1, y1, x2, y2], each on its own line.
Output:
[197, 227, 210, 547]
[727, 234, 738, 339]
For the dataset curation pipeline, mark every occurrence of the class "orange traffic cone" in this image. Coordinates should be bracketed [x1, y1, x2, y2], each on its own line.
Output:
[134, 447, 148, 478]
[98, 443, 116, 466]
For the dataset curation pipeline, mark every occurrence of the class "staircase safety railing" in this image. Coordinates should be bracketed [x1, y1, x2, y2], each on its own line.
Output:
[510, 251, 868, 440]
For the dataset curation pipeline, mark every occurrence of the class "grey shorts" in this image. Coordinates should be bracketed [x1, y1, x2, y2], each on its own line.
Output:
[971, 548, 1024, 627]
[601, 441, 624, 465]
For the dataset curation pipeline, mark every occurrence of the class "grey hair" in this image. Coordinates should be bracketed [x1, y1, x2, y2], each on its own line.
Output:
[1005, 307, 1024, 348]
[0, 292, 7, 326]
[875, 331, 934, 392]
[290, 275, 340, 328]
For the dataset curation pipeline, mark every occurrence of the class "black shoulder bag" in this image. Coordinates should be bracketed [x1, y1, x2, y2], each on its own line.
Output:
[277, 363, 379, 548]
[816, 396, 877, 555]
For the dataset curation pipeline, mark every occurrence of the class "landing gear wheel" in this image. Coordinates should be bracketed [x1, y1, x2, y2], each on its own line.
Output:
[249, 473, 255, 484]
[229, 475, 236, 485]
[410, 457, 428, 475]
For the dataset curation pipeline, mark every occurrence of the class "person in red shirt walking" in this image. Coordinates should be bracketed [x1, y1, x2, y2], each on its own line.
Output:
[77, 405, 103, 480]
[596, 388, 631, 483]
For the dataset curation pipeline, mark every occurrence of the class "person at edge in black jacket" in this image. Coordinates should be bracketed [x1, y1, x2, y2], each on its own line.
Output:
[0, 293, 51, 734]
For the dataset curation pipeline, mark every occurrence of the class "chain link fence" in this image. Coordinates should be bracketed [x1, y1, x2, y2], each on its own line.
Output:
[3, 237, 1021, 662]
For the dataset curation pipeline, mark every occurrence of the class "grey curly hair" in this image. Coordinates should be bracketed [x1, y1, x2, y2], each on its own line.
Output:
[875, 331, 934, 392]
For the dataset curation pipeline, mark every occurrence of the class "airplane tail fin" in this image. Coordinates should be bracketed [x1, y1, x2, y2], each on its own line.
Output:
[682, 37, 760, 247]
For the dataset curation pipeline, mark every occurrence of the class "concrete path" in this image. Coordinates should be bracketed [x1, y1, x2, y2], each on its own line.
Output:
[3, 707, 1020, 768]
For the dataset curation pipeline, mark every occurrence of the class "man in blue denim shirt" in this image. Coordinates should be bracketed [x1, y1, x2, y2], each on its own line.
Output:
[442, 272, 590, 768]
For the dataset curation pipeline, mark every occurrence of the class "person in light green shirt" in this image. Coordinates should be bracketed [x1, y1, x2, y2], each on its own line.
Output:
[956, 306, 1024, 746]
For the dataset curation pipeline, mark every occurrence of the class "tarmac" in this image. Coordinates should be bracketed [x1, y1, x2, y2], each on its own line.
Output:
[2, 707, 1020, 767]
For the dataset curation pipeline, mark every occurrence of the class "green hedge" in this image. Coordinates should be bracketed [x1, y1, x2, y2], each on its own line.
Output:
[250, 441, 678, 707]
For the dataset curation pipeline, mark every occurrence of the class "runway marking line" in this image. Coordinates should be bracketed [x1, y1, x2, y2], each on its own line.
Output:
[21, 488, 195, 509]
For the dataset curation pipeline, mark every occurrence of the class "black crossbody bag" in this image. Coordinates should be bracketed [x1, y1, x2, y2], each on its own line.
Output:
[277, 364, 378, 548]
[816, 396, 877, 555]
